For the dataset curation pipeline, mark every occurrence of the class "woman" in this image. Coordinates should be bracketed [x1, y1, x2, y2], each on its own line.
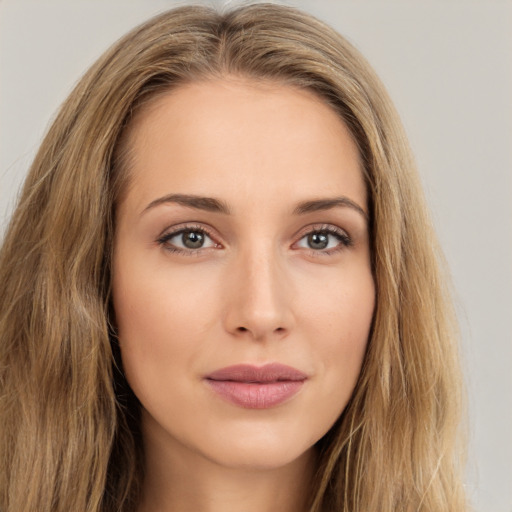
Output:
[0, 3, 466, 512]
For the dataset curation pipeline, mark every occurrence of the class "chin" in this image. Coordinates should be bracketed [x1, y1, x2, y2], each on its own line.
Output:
[205, 440, 315, 472]
[188, 420, 320, 471]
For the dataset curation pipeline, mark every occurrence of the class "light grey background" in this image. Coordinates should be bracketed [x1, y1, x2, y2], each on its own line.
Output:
[1, 1, 511, 511]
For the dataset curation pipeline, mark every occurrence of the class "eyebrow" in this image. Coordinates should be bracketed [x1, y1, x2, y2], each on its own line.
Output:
[142, 194, 231, 215]
[293, 197, 368, 221]
[142, 193, 367, 221]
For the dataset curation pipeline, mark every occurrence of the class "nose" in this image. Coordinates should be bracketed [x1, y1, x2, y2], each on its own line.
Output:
[222, 246, 295, 342]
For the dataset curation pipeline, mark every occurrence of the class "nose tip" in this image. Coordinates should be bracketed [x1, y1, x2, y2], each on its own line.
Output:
[223, 253, 294, 341]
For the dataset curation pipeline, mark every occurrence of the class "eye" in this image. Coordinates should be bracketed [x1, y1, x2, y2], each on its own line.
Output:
[295, 226, 352, 253]
[157, 226, 219, 254]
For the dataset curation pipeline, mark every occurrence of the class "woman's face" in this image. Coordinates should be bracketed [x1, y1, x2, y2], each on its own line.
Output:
[112, 78, 375, 470]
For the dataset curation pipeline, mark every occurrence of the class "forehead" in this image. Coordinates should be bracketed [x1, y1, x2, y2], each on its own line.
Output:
[119, 77, 366, 216]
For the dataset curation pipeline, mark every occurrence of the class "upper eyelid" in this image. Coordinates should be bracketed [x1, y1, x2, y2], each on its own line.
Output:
[302, 224, 346, 234]
[159, 223, 217, 239]
[159, 222, 348, 239]
[293, 223, 350, 240]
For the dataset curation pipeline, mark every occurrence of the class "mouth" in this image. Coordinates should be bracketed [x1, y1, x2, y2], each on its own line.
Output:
[204, 363, 307, 409]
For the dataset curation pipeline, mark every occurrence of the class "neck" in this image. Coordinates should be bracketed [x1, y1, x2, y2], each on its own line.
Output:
[137, 416, 317, 512]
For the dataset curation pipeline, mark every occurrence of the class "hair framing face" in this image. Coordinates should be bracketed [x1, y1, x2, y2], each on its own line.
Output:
[0, 4, 466, 512]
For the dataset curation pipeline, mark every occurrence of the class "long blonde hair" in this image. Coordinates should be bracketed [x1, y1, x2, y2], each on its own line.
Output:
[0, 4, 466, 511]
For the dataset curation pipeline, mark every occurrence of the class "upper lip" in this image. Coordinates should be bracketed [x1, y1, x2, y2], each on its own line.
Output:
[205, 363, 307, 383]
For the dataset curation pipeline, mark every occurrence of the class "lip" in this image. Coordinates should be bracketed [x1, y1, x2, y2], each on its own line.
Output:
[204, 363, 307, 409]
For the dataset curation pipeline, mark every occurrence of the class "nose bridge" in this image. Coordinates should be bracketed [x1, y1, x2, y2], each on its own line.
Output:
[224, 238, 293, 340]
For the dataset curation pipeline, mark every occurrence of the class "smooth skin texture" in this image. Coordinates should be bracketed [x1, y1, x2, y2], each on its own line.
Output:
[112, 77, 375, 512]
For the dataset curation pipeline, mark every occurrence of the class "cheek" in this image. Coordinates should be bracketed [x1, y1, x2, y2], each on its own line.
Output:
[111, 253, 220, 401]
[303, 263, 374, 334]
[301, 268, 374, 393]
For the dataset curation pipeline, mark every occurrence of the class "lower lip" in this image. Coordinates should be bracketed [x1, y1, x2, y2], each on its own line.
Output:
[205, 379, 305, 409]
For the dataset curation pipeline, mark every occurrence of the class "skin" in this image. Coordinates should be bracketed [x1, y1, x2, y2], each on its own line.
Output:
[112, 77, 375, 512]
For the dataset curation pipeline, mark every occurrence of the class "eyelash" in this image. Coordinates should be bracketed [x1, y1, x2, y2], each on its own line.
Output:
[156, 223, 352, 257]
[157, 224, 218, 257]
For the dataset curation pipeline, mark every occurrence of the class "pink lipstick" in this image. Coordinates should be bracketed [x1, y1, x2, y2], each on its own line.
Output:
[205, 363, 307, 409]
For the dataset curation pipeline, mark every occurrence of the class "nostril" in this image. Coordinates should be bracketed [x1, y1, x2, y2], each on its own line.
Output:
[233, 325, 287, 337]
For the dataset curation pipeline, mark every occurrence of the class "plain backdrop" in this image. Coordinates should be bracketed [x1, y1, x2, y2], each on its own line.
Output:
[0, 1, 511, 511]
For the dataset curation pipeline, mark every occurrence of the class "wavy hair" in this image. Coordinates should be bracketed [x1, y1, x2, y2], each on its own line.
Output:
[0, 3, 466, 511]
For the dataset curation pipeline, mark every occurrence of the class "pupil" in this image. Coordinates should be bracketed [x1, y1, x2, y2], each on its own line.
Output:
[183, 231, 204, 249]
[308, 232, 328, 250]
